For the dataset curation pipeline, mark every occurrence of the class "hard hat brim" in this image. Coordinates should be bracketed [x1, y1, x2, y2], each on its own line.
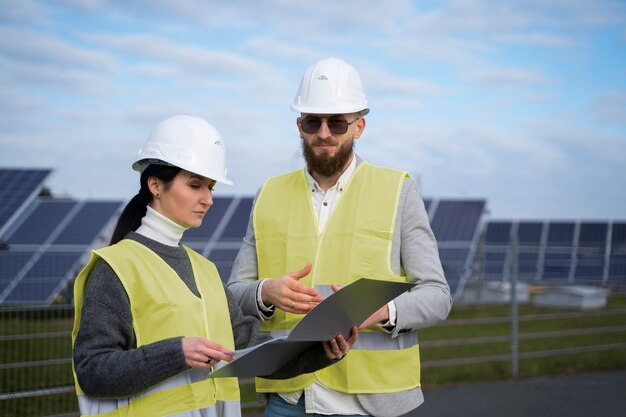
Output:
[290, 105, 369, 116]
[132, 159, 234, 186]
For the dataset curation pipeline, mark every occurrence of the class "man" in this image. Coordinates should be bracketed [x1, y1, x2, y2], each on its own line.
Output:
[227, 57, 452, 417]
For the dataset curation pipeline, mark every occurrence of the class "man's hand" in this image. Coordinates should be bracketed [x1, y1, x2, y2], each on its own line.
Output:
[323, 326, 358, 360]
[359, 304, 390, 329]
[261, 262, 323, 314]
[182, 337, 234, 369]
[330, 283, 390, 329]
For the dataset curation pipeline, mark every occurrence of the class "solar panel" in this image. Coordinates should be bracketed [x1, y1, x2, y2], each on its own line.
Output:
[0, 191, 122, 304]
[573, 222, 608, 284]
[431, 200, 485, 242]
[0, 251, 34, 292]
[609, 222, 626, 283]
[546, 222, 575, 247]
[542, 252, 572, 281]
[578, 222, 608, 248]
[52, 202, 121, 245]
[208, 248, 240, 283]
[475, 220, 626, 287]
[4, 279, 65, 303]
[0, 168, 51, 232]
[608, 256, 626, 283]
[183, 197, 234, 242]
[220, 198, 253, 241]
[483, 249, 508, 281]
[6, 200, 77, 245]
[516, 250, 540, 281]
[423, 198, 432, 214]
[430, 200, 485, 296]
[517, 222, 544, 246]
[22, 252, 83, 279]
[523, 222, 574, 283]
[438, 247, 470, 289]
[485, 222, 512, 245]
[3, 251, 83, 303]
[610, 223, 626, 254]
[573, 262, 605, 283]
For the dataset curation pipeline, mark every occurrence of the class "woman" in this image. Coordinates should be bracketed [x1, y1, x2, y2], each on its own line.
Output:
[71, 115, 356, 417]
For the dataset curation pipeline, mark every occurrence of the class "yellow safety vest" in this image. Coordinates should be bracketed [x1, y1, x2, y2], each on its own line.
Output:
[72, 239, 240, 417]
[254, 162, 421, 394]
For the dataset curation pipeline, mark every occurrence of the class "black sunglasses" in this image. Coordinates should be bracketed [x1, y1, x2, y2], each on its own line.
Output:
[300, 116, 361, 135]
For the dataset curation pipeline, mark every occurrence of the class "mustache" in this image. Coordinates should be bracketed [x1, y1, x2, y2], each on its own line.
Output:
[312, 139, 338, 146]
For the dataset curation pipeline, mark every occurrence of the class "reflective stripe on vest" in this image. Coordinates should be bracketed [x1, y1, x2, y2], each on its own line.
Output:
[72, 240, 240, 416]
[253, 163, 421, 394]
[266, 330, 418, 351]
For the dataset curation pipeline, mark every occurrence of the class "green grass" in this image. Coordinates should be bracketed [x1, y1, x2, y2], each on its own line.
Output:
[1, 393, 78, 417]
[419, 295, 626, 385]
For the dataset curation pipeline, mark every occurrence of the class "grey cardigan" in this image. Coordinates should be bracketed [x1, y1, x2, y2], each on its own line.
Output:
[226, 159, 453, 417]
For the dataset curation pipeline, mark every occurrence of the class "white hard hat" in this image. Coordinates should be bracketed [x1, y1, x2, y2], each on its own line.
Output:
[132, 115, 233, 185]
[291, 57, 369, 115]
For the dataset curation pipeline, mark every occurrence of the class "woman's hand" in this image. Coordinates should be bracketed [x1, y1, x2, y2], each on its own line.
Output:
[182, 337, 234, 368]
[323, 325, 358, 360]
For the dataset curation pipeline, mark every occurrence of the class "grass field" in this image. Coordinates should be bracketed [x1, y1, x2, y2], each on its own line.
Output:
[1, 296, 625, 416]
[418, 295, 626, 385]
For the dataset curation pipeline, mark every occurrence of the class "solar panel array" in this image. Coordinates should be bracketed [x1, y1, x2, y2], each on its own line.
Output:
[9, 166, 623, 305]
[479, 220, 626, 286]
[0, 196, 122, 304]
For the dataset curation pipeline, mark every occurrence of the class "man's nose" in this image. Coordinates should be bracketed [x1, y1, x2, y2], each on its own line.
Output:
[317, 120, 332, 139]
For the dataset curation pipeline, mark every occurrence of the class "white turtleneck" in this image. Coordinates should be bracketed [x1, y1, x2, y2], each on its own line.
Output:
[136, 205, 188, 247]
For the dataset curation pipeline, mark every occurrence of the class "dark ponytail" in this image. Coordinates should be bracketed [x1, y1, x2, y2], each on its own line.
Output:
[109, 164, 182, 245]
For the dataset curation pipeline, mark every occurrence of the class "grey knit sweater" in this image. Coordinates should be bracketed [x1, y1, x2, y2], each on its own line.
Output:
[73, 232, 333, 398]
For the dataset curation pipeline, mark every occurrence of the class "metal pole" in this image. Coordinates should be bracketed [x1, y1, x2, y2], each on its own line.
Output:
[510, 229, 519, 376]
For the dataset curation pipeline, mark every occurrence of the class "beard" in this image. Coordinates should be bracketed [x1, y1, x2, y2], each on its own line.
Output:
[301, 136, 355, 178]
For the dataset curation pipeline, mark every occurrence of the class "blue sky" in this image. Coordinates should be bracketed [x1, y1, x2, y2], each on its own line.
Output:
[1, 0, 625, 220]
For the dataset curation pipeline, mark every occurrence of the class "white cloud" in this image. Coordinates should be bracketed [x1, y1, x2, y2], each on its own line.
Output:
[0, 56, 114, 94]
[0, 0, 51, 24]
[463, 66, 553, 88]
[87, 33, 267, 75]
[0, 27, 117, 94]
[590, 91, 626, 126]
[0, 27, 116, 70]
[495, 32, 578, 48]
[404, 0, 626, 35]
[364, 65, 447, 97]
[240, 37, 321, 63]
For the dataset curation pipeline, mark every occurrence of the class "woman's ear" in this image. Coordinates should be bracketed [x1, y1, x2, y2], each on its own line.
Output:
[147, 176, 163, 199]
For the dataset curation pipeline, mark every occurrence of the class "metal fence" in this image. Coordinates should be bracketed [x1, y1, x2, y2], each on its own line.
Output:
[2, 301, 626, 417]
